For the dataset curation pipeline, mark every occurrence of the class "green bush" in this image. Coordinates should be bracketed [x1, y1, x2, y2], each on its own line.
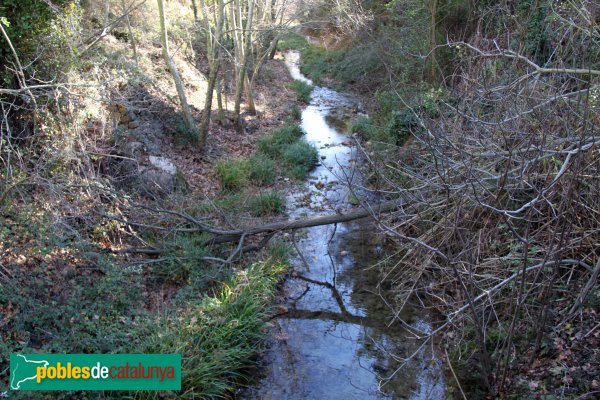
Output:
[215, 159, 248, 191]
[289, 80, 313, 103]
[246, 154, 277, 186]
[248, 192, 285, 217]
[0, 1, 81, 85]
[386, 110, 416, 146]
[0, 208, 152, 382]
[282, 141, 318, 179]
[258, 124, 304, 157]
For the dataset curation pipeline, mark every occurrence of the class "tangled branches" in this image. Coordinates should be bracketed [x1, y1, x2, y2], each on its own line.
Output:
[366, 1, 599, 395]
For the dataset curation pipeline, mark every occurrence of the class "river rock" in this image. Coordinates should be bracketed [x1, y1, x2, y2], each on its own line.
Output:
[136, 156, 178, 195]
[138, 168, 175, 195]
[149, 156, 177, 175]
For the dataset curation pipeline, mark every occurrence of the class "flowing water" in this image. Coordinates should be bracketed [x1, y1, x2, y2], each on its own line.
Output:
[239, 51, 445, 400]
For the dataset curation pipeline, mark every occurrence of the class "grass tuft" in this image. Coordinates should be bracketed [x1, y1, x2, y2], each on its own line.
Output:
[289, 80, 313, 103]
[258, 124, 304, 158]
[142, 261, 286, 399]
[282, 141, 319, 180]
[215, 159, 248, 191]
[258, 123, 318, 180]
[290, 104, 302, 121]
[248, 192, 285, 217]
[246, 154, 277, 186]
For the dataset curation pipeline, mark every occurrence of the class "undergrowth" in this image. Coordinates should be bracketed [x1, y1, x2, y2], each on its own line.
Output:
[289, 80, 313, 103]
[258, 123, 318, 180]
[248, 192, 285, 217]
[141, 251, 288, 399]
[0, 202, 290, 399]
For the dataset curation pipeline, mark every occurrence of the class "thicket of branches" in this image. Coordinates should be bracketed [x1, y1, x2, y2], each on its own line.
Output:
[357, 0, 599, 396]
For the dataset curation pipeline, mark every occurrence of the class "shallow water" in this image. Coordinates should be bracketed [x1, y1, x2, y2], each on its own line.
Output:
[238, 51, 445, 400]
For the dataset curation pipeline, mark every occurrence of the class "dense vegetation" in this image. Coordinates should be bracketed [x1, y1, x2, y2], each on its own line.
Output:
[1, 0, 598, 399]
[0, 0, 306, 397]
[288, 0, 599, 398]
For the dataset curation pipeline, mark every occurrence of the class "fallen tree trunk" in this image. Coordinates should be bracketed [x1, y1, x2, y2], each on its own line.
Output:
[103, 200, 408, 257]
[206, 200, 406, 245]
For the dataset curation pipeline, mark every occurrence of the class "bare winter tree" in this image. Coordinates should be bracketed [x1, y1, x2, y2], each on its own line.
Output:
[157, 0, 199, 138]
[197, 0, 294, 140]
[198, 0, 226, 149]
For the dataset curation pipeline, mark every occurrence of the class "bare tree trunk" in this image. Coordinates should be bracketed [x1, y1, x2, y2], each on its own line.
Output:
[191, 0, 198, 20]
[233, 0, 255, 128]
[157, 0, 198, 138]
[122, 0, 138, 66]
[244, 74, 256, 114]
[199, 62, 220, 148]
[269, 39, 278, 59]
[198, 0, 225, 150]
[216, 77, 224, 123]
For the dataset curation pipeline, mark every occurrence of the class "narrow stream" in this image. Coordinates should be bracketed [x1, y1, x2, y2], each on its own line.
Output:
[239, 51, 445, 400]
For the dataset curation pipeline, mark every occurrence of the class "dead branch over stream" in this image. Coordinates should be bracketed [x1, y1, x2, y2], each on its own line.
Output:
[104, 199, 408, 252]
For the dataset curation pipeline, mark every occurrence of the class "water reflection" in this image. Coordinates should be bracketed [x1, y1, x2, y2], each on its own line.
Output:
[239, 51, 445, 400]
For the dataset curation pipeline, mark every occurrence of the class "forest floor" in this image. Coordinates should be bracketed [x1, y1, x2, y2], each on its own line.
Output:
[161, 57, 299, 195]
[0, 44, 308, 398]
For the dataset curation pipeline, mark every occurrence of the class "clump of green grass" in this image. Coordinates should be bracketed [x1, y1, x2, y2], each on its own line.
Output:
[282, 141, 318, 179]
[277, 33, 308, 51]
[246, 154, 277, 186]
[151, 232, 210, 283]
[258, 124, 304, 157]
[215, 158, 248, 191]
[290, 104, 302, 121]
[248, 192, 285, 217]
[351, 115, 375, 138]
[266, 240, 291, 264]
[142, 261, 286, 399]
[289, 80, 313, 103]
[258, 123, 318, 180]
